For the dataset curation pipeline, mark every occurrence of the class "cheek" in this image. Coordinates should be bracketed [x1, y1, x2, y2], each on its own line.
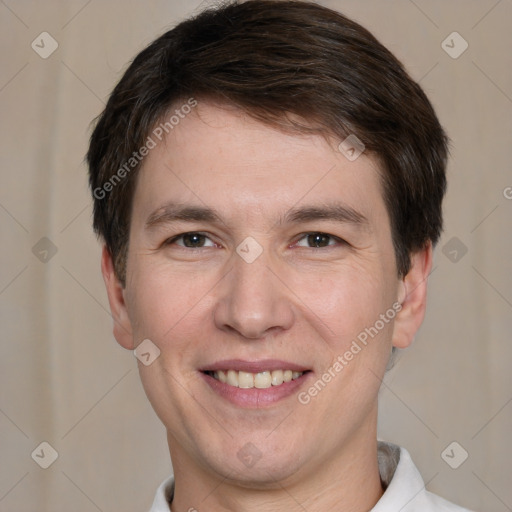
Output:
[125, 262, 209, 348]
[294, 263, 393, 343]
[125, 265, 210, 420]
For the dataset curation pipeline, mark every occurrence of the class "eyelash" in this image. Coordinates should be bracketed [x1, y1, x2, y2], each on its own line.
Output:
[164, 232, 346, 249]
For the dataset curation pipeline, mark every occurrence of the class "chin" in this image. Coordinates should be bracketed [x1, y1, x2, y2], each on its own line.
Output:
[196, 433, 310, 487]
[216, 457, 305, 489]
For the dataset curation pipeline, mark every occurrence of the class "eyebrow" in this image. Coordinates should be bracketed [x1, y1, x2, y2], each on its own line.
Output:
[145, 203, 223, 230]
[284, 204, 368, 226]
[144, 202, 368, 231]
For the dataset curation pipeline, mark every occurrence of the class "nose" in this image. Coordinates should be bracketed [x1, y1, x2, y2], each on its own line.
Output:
[213, 249, 295, 340]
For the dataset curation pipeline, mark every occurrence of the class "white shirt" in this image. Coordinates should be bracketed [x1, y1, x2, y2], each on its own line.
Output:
[148, 442, 473, 511]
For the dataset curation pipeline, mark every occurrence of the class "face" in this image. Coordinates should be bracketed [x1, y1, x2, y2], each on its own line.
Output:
[103, 102, 430, 487]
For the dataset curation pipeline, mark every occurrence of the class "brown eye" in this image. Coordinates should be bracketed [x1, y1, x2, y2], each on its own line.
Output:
[307, 233, 332, 247]
[168, 232, 215, 248]
[296, 232, 339, 248]
[182, 233, 206, 247]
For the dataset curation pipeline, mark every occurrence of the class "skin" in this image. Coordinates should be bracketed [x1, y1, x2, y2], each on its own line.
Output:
[102, 102, 432, 512]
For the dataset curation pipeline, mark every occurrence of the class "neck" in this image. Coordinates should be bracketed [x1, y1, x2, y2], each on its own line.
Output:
[168, 416, 383, 512]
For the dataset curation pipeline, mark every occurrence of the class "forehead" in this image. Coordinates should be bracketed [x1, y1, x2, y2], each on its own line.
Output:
[131, 102, 389, 231]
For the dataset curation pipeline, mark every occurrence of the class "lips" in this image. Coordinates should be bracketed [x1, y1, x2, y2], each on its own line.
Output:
[200, 359, 312, 407]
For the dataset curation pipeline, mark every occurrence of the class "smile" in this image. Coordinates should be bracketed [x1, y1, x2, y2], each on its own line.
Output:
[200, 360, 312, 407]
[205, 369, 304, 389]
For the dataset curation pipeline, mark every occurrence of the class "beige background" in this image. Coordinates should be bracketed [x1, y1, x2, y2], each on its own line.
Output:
[1, 0, 511, 511]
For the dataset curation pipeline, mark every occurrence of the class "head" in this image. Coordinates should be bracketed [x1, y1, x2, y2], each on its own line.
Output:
[88, 0, 448, 492]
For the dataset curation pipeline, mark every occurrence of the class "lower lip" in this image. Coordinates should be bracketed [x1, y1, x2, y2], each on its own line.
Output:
[200, 372, 311, 408]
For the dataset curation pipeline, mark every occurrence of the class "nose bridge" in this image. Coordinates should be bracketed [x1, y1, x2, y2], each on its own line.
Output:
[213, 246, 294, 338]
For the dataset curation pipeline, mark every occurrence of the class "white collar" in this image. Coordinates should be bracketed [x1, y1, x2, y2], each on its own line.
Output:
[148, 442, 472, 511]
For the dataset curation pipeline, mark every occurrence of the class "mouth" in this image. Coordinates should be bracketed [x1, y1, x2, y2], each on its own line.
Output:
[204, 369, 305, 389]
[200, 360, 312, 407]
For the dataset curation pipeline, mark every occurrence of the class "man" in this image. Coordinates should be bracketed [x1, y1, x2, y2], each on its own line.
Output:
[87, 1, 473, 510]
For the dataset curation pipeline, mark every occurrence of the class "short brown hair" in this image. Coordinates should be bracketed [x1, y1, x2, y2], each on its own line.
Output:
[87, 0, 448, 286]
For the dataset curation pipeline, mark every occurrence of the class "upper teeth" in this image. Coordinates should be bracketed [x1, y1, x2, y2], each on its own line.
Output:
[211, 370, 303, 388]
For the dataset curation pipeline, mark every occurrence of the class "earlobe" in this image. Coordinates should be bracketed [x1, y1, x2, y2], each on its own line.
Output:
[392, 243, 433, 349]
[100, 245, 134, 350]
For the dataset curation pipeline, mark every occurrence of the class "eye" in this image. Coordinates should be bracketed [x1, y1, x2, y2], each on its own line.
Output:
[166, 232, 216, 248]
[295, 232, 342, 248]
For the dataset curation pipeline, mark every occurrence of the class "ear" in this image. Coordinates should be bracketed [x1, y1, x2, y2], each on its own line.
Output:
[392, 243, 433, 349]
[101, 245, 134, 350]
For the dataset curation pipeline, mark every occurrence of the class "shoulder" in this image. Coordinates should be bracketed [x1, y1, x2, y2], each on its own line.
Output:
[422, 489, 474, 511]
[374, 442, 475, 512]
